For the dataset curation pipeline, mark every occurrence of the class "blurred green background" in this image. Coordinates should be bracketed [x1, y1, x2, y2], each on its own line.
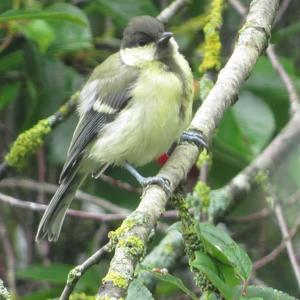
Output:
[0, 0, 300, 299]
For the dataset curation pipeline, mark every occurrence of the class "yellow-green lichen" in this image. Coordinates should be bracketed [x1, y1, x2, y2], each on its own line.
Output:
[163, 243, 174, 255]
[67, 266, 82, 284]
[70, 292, 96, 300]
[195, 181, 211, 212]
[102, 271, 128, 289]
[119, 235, 144, 257]
[108, 219, 136, 247]
[199, 0, 224, 73]
[5, 119, 51, 170]
[58, 92, 80, 117]
[196, 149, 211, 169]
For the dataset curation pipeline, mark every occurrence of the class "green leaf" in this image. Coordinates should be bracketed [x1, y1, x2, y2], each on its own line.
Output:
[191, 252, 233, 300]
[0, 82, 21, 110]
[0, 50, 24, 74]
[233, 285, 298, 300]
[196, 223, 252, 281]
[46, 3, 92, 54]
[215, 91, 275, 161]
[273, 21, 300, 43]
[16, 263, 73, 284]
[17, 19, 55, 53]
[95, 0, 158, 26]
[139, 265, 198, 300]
[126, 279, 154, 300]
[0, 9, 88, 25]
[19, 288, 61, 300]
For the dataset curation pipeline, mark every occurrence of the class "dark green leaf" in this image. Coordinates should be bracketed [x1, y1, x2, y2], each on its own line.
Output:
[191, 252, 233, 300]
[0, 9, 88, 25]
[16, 263, 73, 284]
[46, 3, 92, 54]
[196, 223, 252, 281]
[126, 279, 154, 300]
[233, 285, 298, 300]
[95, 0, 158, 26]
[19, 288, 61, 300]
[17, 19, 55, 53]
[0, 50, 24, 74]
[215, 91, 275, 161]
[0, 82, 21, 110]
[273, 21, 300, 43]
[139, 265, 198, 300]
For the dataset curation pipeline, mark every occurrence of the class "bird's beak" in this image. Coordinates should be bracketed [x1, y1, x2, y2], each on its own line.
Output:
[157, 32, 173, 47]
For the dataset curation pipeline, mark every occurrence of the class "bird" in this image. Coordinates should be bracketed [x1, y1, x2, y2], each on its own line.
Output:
[36, 15, 205, 242]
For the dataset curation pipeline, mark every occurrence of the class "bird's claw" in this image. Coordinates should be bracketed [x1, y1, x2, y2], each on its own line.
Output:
[142, 175, 172, 196]
[180, 130, 209, 150]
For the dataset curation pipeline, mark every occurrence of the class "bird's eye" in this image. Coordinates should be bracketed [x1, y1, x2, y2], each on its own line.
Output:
[138, 40, 147, 46]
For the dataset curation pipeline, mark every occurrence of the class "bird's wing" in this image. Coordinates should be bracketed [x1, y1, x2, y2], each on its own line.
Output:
[59, 54, 139, 183]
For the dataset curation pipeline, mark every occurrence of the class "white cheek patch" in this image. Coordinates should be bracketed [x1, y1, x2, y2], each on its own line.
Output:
[120, 44, 156, 66]
[169, 37, 179, 52]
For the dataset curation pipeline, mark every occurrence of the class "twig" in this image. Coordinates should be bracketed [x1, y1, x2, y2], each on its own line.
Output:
[0, 178, 129, 214]
[274, 204, 300, 290]
[229, 0, 300, 116]
[266, 44, 300, 115]
[98, 0, 280, 298]
[0, 216, 16, 297]
[228, 189, 300, 222]
[99, 174, 141, 194]
[0, 190, 177, 222]
[213, 111, 300, 221]
[157, 0, 190, 23]
[60, 243, 111, 300]
[254, 216, 300, 270]
[228, 0, 247, 15]
[0, 192, 128, 222]
[0, 93, 79, 178]
[274, 0, 292, 25]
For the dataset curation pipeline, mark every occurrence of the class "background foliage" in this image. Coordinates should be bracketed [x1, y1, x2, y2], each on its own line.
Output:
[0, 0, 300, 299]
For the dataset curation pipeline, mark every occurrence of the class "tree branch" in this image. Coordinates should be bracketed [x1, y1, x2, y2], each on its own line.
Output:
[0, 178, 129, 214]
[97, 0, 280, 298]
[0, 192, 128, 222]
[157, 0, 190, 23]
[60, 243, 111, 300]
[254, 216, 300, 270]
[274, 204, 300, 290]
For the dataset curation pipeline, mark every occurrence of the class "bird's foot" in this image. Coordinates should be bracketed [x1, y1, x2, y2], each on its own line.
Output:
[124, 163, 172, 196]
[180, 130, 209, 150]
[140, 175, 172, 196]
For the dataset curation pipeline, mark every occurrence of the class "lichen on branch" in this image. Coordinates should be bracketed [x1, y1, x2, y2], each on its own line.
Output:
[199, 0, 225, 73]
[4, 92, 79, 171]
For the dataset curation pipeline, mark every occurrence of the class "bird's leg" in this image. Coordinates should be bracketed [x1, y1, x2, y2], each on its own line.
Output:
[180, 129, 209, 150]
[124, 162, 172, 196]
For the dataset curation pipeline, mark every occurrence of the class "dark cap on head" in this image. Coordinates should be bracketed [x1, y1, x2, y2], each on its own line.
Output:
[121, 16, 165, 49]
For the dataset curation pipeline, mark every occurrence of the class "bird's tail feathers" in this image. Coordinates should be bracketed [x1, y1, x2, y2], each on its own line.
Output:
[35, 172, 86, 242]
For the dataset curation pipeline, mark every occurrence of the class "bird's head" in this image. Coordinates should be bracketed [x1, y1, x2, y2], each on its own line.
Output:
[120, 15, 178, 66]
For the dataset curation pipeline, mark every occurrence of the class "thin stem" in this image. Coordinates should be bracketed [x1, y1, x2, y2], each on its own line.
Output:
[254, 216, 300, 270]
[157, 0, 190, 23]
[274, 204, 300, 290]
[0, 192, 128, 222]
[0, 178, 129, 214]
[60, 243, 110, 300]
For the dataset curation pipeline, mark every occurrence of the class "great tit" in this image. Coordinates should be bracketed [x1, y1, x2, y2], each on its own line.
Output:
[36, 15, 196, 242]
